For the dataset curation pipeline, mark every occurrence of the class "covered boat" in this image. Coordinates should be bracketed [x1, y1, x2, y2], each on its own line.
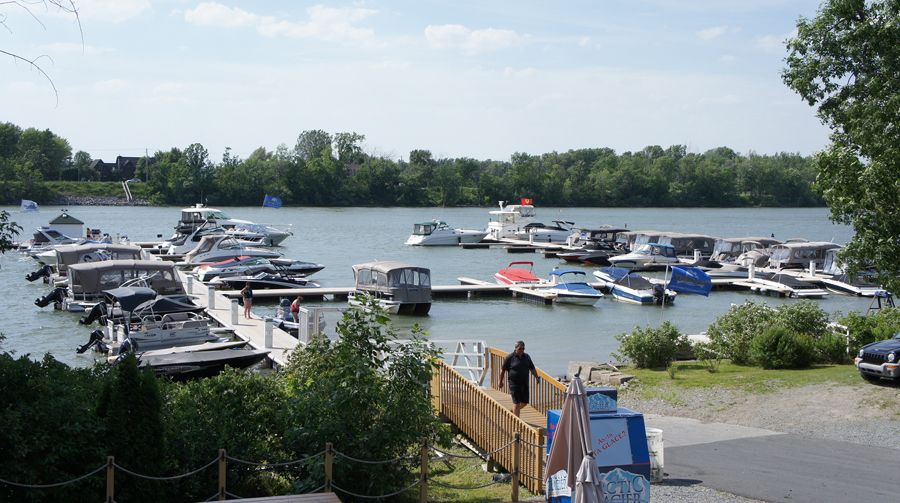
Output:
[494, 261, 548, 285]
[593, 267, 676, 305]
[350, 261, 432, 314]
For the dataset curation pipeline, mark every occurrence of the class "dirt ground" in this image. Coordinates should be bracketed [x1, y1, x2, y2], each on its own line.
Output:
[618, 379, 900, 444]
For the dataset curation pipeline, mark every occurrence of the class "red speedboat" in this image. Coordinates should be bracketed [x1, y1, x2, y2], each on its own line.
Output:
[494, 261, 548, 285]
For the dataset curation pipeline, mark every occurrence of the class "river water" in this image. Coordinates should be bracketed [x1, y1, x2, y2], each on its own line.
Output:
[0, 205, 875, 377]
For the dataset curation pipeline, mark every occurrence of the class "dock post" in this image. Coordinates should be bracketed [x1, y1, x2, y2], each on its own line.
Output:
[231, 299, 239, 325]
[749, 263, 756, 280]
[264, 317, 273, 347]
[186, 276, 193, 294]
[208, 285, 216, 309]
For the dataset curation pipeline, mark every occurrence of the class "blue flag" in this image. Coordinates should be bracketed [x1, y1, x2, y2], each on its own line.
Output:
[263, 195, 282, 208]
[667, 266, 712, 297]
[20, 199, 39, 212]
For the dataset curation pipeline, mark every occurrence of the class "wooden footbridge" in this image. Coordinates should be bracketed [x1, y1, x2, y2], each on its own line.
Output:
[429, 347, 568, 494]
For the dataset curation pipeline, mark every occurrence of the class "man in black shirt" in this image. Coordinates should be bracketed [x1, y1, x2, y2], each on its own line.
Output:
[498, 340, 540, 417]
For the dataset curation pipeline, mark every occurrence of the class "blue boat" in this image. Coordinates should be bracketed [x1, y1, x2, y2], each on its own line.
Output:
[539, 269, 604, 306]
[593, 267, 676, 305]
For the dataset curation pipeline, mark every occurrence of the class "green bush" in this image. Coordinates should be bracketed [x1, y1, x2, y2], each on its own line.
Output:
[815, 330, 848, 364]
[837, 308, 900, 355]
[613, 321, 687, 369]
[694, 341, 723, 373]
[772, 299, 830, 339]
[706, 300, 775, 365]
[749, 326, 816, 369]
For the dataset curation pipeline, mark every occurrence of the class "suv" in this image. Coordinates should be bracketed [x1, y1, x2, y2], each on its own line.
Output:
[855, 331, 900, 382]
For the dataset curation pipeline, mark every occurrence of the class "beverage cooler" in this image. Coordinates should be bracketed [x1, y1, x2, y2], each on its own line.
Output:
[546, 387, 651, 503]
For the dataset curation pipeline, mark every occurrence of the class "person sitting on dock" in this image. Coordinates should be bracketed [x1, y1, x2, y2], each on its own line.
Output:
[498, 341, 540, 417]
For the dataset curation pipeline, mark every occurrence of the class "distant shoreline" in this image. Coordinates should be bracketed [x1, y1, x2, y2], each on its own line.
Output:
[44, 196, 154, 206]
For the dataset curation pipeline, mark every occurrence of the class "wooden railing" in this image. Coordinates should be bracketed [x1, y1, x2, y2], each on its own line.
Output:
[488, 347, 567, 415]
[431, 359, 546, 494]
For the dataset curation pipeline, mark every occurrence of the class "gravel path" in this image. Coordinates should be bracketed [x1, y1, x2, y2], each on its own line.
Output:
[616, 379, 900, 502]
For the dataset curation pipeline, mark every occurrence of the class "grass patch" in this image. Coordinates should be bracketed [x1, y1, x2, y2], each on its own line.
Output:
[396, 436, 538, 503]
[621, 361, 861, 396]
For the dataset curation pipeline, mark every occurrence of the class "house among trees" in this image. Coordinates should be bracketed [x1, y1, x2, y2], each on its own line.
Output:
[89, 156, 153, 181]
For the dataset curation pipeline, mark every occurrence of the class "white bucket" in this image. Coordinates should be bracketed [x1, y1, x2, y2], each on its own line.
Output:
[646, 428, 664, 482]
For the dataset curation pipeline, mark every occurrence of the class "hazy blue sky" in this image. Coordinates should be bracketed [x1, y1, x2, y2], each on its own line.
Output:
[3, 1, 829, 162]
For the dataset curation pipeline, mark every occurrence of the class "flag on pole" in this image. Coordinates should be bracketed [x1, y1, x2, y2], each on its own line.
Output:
[520, 198, 533, 205]
[262, 195, 282, 208]
[20, 200, 39, 212]
[667, 267, 712, 297]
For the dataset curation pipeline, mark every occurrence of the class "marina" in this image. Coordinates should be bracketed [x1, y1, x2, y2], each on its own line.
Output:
[1, 205, 880, 377]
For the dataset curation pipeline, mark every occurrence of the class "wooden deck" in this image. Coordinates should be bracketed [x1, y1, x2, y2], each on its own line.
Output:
[204, 492, 340, 503]
[481, 388, 549, 430]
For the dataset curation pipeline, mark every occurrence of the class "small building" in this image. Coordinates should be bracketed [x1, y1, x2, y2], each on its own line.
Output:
[47, 210, 85, 238]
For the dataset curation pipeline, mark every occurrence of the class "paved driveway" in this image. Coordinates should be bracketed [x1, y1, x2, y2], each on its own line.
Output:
[646, 415, 897, 502]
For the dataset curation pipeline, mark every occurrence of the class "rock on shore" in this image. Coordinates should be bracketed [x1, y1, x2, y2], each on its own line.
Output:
[46, 196, 153, 206]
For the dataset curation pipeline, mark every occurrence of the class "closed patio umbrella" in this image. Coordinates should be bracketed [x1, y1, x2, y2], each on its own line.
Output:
[545, 376, 604, 503]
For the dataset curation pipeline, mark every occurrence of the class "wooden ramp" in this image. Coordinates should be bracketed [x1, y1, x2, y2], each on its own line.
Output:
[204, 492, 340, 503]
[481, 388, 548, 430]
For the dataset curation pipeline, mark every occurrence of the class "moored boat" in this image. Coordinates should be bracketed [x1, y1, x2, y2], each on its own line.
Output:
[405, 220, 488, 246]
[494, 261, 549, 286]
[593, 267, 676, 305]
[538, 269, 604, 306]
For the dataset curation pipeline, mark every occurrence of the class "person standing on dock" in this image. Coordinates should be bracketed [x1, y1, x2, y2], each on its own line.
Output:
[499, 341, 540, 417]
[241, 282, 253, 319]
[291, 295, 304, 323]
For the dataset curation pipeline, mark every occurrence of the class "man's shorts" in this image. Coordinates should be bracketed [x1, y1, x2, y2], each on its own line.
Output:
[509, 383, 529, 405]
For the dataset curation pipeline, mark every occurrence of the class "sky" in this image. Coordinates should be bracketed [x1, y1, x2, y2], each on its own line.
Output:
[2, 0, 831, 163]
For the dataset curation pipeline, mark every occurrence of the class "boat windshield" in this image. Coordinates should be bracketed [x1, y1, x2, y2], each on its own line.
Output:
[631, 245, 652, 256]
[769, 247, 791, 262]
[205, 210, 231, 220]
[413, 223, 436, 235]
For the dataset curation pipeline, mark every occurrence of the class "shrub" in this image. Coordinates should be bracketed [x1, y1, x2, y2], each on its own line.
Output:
[815, 330, 848, 364]
[749, 326, 816, 369]
[772, 299, 830, 339]
[613, 321, 687, 369]
[706, 300, 775, 365]
[837, 308, 900, 355]
[694, 341, 723, 373]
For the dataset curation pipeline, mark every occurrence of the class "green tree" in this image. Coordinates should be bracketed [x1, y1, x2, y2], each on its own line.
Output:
[72, 150, 92, 181]
[294, 130, 333, 163]
[782, 0, 900, 293]
[281, 298, 450, 498]
[333, 132, 366, 164]
[17, 128, 71, 181]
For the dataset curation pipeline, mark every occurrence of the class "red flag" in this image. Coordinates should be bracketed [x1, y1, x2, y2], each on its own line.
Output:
[520, 198, 533, 205]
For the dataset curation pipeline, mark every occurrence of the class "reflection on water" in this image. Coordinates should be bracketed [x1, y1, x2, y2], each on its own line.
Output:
[0, 205, 875, 376]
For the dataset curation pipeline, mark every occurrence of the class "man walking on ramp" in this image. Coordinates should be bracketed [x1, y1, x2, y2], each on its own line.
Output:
[499, 340, 541, 417]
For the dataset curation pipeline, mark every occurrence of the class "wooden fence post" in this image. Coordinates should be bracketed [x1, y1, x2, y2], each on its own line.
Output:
[325, 443, 333, 492]
[106, 456, 114, 503]
[512, 433, 520, 503]
[218, 449, 227, 500]
[420, 437, 428, 503]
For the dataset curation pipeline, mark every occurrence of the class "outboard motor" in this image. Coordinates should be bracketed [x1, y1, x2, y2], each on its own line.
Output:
[79, 302, 108, 325]
[26, 264, 53, 282]
[652, 284, 666, 304]
[34, 287, 67, 308]
[76, 329, 106, 354]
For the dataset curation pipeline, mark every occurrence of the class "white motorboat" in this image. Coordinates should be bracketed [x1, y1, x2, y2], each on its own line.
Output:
[405, 220, 488, 246]
[177, 235, 282, 266]
[766, 241, 842, 270]
[177, 204, 292, 246]
[513, 221, 576, 243]
[593, 267, 676, 305]
[131, 348, 270, 381]
[819, 248, 884, 296]
[194, 256, 324, 282]
[607, 243, 682, 271]
[486, 201, 542, 240]
[537, 269, 604, 306]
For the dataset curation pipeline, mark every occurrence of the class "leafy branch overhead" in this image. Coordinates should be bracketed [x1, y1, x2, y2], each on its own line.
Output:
[783, 0, 900, 296]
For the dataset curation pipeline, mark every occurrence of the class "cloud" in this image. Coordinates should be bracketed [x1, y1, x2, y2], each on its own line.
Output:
[720, 55, 735, 63]
[185, 2, 259, 27]
[504, 67, 537, 78]
[93, 79, 127, 93]
[425, 24, 528, 54]
[258, 5, 377, 43]
[155, 82, 184, 92]
[76, 0, 151, 23]
[697, 26, 728, 40]
[757, 29, 796, 52]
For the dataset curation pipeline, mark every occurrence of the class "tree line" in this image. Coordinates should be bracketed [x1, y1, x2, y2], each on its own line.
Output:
[1, 122, 824, 207]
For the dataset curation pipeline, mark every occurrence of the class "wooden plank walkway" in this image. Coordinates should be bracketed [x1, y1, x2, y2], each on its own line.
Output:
[481, 388, 548, 431]
[202, 492, 340, 503]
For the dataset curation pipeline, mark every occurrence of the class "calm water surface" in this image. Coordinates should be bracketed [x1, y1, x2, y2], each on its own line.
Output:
[0, 205, 875, 376]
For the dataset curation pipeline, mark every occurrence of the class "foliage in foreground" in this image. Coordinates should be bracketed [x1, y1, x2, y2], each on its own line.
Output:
[281, 298, 451, 499]
[613, 321, 688, 369]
